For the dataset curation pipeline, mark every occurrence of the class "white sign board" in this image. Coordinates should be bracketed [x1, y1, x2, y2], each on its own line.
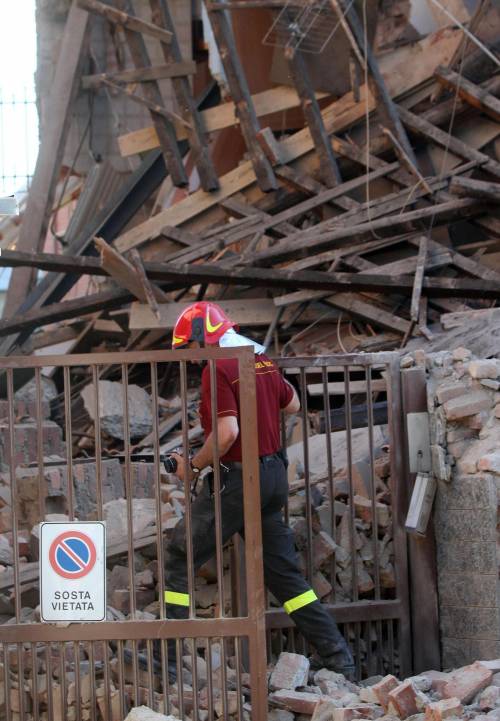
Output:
[40, 522, 106, 623]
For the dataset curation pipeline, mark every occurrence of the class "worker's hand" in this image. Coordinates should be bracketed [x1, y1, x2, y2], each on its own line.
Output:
[170, 452, 193, 483]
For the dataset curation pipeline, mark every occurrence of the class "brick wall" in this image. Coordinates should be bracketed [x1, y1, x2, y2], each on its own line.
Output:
[420, 349, 500, 667]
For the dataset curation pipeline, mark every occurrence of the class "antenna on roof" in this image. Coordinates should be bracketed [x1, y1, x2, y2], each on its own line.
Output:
[262, 0, 345, 55]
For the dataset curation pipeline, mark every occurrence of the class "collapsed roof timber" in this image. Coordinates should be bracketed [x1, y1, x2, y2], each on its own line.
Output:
[1, 0, 500, 361]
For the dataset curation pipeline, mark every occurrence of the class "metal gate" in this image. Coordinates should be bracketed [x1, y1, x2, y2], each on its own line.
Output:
[0, 348, 416, 721]
[0, 347, 267, 721]
[269, 353, 412, 679]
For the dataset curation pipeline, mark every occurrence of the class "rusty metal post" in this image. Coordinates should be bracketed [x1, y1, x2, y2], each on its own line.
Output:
[401, 367, 440, 673]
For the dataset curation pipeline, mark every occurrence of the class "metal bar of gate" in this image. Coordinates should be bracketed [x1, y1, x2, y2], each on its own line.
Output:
[0, 347, 267, 721]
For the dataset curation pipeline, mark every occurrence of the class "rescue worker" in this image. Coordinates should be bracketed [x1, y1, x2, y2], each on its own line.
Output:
[163, 301, 355, 680]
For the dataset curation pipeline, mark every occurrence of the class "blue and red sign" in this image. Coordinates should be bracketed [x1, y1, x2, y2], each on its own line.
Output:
[49, 530, 97, 580]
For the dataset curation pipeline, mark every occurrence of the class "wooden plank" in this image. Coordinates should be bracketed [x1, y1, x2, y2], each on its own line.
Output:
[441, 307, 500, 330]
[435, 66, 500, 123]
[129, 298, 277, 330]
[113, 27, 463, 252]
[149, 0, 220, 192]
[82, 60, 196, 88]
[207, 5, 277, 191]
[129, 249, 162, 320]
[411, 237, 428, 323]
[449, 176, 500, 203]
[325, 294, 411, 335]
[76, 0, 173, 44]
[3, 2, 91, 319]
[252, 198, 483, 266]
[275, 165, 358, 210]
[94, 237, 168, 303]
[398, 105, 500, 181]
[117, 85, 330, 156]
[340, 0, 417, 166]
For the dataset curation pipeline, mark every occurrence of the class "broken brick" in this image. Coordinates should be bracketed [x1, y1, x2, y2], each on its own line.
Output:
[269, 689, 322, 715]
[311, 699, 342, 721]
[269, 652, 310, 691]
[443, 392, 491, 421]
[468, 360, 499, 380]
[372, 675, 400, 711]
[387, 680, 419, 719]
[313, 531, 338, 568]
[425, 698, 462, 721]
[442, 661, 493, 704]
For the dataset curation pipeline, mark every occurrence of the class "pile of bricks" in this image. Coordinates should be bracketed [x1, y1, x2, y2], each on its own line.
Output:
[120, 652, 500, 721]
[266, 652, 500, 721]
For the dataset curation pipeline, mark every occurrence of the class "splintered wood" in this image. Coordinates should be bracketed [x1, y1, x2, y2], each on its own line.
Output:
[1, 5, 499, 358]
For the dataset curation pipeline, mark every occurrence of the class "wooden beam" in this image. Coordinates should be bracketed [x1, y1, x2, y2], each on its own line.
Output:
[434, 66, 500, 124]
[207, 4, 277, 191]
[0, 249, 497, 299]
[449, 176, 500, 203]
[285, 45, 342, 187]
[3, 2, 91, 319]
[76, 0, 173, 44]
[339, 0, 418, 167]
[411, 237, 428, 323]
[119, 2, 187, 187]
[149, 0, 220, 192]
[252, 198, 483, 266]
[275, 165, 357, 211]
[82, 61, 196, 88]
[398, 105, 500, 181]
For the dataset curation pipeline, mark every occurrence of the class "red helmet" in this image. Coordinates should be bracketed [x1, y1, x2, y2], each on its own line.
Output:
[172, 301, 235, 348]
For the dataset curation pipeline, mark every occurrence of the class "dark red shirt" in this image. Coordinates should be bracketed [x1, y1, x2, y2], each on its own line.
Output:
[199, 354, 293, 462]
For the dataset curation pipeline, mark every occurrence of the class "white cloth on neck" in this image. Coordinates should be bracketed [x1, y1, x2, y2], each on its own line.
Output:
[218, 328, 265, 355]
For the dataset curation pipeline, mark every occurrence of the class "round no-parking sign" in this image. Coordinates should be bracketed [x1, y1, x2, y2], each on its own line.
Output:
[40, 522, 106, 623]
[49, 530, 97, 580]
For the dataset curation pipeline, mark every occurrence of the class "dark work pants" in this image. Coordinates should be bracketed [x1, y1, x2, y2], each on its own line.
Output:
[164, 453, 347, 658]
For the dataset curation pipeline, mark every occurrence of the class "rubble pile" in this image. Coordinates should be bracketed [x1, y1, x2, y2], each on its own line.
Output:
[267, 653, 500, 721]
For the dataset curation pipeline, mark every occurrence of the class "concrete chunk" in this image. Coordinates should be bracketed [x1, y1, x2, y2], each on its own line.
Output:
[270, 652, 310, 691]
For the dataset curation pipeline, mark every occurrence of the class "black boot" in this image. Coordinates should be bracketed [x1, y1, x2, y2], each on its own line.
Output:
[311, 638, 356, 682]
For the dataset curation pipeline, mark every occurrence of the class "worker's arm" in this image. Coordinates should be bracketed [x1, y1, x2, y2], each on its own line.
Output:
[171, 415, 239, 481]
[283, 380, 300, 414]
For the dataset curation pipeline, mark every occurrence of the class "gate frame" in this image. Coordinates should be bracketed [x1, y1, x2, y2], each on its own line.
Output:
[268, 351, 413, 678]
[0, 346, 268, 721]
